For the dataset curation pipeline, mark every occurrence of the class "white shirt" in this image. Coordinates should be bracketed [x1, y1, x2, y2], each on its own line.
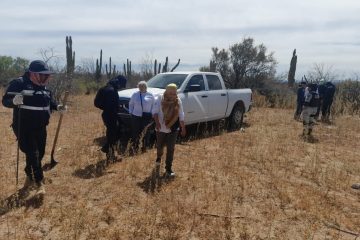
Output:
[152, 95, 185, 133]
[129, 91, 154, 117]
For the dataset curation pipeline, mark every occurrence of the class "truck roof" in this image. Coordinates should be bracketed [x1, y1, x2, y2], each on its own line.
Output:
[159, 71, 219, 75]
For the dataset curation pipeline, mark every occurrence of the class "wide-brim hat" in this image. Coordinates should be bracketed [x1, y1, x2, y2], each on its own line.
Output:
[28, 60, 54, 74]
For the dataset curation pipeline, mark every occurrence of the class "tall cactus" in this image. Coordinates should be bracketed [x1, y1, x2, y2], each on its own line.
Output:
[153, 57, 180, 75]
[105, 57, 117, 80]
[288, 49, 297, 87]
[209, 60, 216, 72]
[162, 57, 169, 73]
[123, 58, 132, 80]
[154, 59, 158, 76]
[65, 36, 75, 77]
[95, 49, 103, 82]
[170, 59, 181, 72]
[158, 63, 161, 74]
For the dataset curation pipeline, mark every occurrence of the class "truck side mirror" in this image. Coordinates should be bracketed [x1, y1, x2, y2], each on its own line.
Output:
[185, 84, 201, 93]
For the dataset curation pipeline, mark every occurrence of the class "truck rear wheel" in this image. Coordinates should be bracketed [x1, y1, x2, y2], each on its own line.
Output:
[228, 104, 244, 130]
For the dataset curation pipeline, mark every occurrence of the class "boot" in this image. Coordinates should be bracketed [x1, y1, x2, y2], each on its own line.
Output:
[155, 158, 161, 166]
[23, 177, 34, 189]
[308, 129, 312, 136]
[302, 129, 307, 137]
[35, 181, 46, 195]
[101, 144, 109, 153]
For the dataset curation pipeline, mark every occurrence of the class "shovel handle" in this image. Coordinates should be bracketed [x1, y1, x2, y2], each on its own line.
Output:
[50, 91, 69, 158]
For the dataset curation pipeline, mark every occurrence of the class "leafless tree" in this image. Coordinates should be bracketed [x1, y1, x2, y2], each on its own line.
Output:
[79, 57, 96, 75]
[38, 47, 62, 66]
[307, 63, 337, 83]
[140, 53, 154, 80]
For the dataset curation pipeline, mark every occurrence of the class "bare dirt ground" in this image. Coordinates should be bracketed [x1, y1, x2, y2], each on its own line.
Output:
[0, 95, 359, 240]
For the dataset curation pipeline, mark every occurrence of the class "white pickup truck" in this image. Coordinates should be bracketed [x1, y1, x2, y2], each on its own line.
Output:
[118, 72, 252, 130]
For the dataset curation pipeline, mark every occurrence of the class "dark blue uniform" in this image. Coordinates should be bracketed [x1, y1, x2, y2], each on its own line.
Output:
[94, 76, 127, 153]
[2, 75, 58, 184]
[315, 83, 326, 118]
[322, 82, 336, 120]
[294, 85, 305, 120]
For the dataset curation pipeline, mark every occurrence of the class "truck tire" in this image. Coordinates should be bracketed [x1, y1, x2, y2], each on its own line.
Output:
[228, 103, 244, 131]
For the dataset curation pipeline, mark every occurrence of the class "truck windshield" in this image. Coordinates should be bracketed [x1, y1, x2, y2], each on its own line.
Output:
[147, 74, 188, 89]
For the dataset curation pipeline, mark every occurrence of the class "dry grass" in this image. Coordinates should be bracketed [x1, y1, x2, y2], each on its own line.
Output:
[0, 94, 359, 240]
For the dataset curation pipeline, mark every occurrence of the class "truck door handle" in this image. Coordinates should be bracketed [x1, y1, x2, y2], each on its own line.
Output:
[221, 93, 226, 96]
[201, 95, 208, 98]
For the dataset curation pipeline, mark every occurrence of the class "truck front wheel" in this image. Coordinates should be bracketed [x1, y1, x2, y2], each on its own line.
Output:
[228, 104, 244, 131]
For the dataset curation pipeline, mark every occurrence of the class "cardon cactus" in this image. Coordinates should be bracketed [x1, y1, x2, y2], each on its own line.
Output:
[123, 58, 132, 80]
[170, 59, 180, 72]
[153, 57, 181, 75]
[154, 59, 157, 76]
[95, 50, 103, 82]
[65, 36, 75, 77]
[162, 57, 169, 73]
[105, 57, 117, 80]
[288, 49, 297, 87]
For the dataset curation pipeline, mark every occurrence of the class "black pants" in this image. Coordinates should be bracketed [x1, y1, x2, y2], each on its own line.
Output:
[294, 102, 303, 119]
[13, 125, 46, 183]
[315, 98, 323, 118]
[102, 113, 119, 150]
[322, 99, 333, 119]
[156, 131, 178, 172]
[131, 115, 152, 151]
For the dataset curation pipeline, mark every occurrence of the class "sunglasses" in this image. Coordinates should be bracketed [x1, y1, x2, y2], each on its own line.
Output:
[38, 74, 50, 79]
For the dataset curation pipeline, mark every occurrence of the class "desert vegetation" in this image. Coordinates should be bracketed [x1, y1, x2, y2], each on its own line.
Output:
[0, 36, 359, 239]
[1, 36, 360, 115]
[0, 94, 359, 239]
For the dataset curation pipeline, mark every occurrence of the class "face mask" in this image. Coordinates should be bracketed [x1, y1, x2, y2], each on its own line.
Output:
[31, 73, 50, 86]
[39, 74, 50, 86]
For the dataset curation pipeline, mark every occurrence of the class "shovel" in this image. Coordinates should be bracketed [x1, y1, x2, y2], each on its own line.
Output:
[45, 91, 69, 170]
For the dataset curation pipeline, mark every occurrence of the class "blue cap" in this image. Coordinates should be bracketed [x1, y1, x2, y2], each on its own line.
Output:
[28, 60, 54, 74]
[115, 75, 127, 89]
[108, 75, 127, 90]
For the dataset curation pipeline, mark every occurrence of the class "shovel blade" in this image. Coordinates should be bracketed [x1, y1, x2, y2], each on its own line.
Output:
[43, 157, 58, 172]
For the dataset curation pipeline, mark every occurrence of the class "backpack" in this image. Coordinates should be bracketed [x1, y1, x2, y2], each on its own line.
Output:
[309, 90, 320, 107]
[94, 86, 107, 110]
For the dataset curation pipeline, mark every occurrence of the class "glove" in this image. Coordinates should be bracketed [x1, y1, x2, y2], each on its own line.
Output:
[57, 104, 68, 113]
[12, 95, 24, 106]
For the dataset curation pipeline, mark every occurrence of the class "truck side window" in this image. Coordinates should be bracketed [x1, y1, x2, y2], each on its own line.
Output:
[206, 75, 222, 90]
[186, 75, 205, 92]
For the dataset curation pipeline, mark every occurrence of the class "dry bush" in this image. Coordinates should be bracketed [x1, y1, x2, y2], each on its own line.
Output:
[252, 90, 295, 109]
[333, 80, 360, 116]
[254, 80, 360, 117]
[0, 95, 359, 239]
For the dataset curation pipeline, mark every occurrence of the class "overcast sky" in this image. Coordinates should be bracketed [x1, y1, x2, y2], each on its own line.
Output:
[0, 0, 359, 78]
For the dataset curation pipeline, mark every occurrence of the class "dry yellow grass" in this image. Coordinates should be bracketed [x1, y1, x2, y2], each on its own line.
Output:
[0, 94, 359, 240]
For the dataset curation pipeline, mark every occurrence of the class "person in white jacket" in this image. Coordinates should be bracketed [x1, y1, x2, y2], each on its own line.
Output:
[129, 81, 154, 153]
[152, 83, 186, 177]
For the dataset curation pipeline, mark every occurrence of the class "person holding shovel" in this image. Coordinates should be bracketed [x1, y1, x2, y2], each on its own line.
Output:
[2, 60, 66, 195]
